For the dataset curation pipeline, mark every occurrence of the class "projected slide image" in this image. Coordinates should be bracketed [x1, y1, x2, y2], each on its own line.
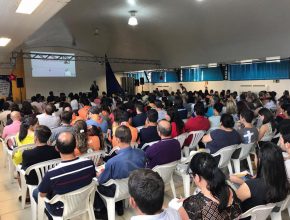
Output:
[31, 51, 76, 77]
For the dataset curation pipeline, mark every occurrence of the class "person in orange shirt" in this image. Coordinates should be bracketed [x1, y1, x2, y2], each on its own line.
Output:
[87, 125, 103, 151]
[78, 99, 91, 120]
[109, 110, 138, 147]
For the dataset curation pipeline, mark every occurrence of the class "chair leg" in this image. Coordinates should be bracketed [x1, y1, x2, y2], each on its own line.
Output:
[227, 162, 233, 175]
[270, 211, 282, 220]
[106, 199, 116, 220]
[246, 156, 254, 176]
[288, 207, 290, 217]
[21, 184, 27, 209]
[183, 147, 189, 157]
[232, 159, 240, 174]
[182, 174, 191, 198]
[170, 178, 176, 198]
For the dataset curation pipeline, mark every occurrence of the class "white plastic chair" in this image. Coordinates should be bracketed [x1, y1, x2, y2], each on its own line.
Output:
[183, 130, 205, 157]
[38, 182, 96, 220]
[80, 150, 105, 165]
[237, 203, 275, 220]
[96, 178, 130, 220]
[136, 126, 144, 132]
[141, 140, 159, 151]
[231, 143, 255, 175]
[152, 161, 178, 198]
[270, 194, 290, 220]
[174, 132, 188, 148]
[0, 137, 8, 167]
[19, 158, 61, 219]
[212, 144, 238, 175]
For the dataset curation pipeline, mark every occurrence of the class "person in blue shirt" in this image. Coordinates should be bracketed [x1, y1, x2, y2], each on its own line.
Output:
[94, 125, 145, 218]
[86, 106, 108, 133]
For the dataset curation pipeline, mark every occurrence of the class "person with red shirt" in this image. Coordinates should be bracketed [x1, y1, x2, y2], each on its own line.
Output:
[165, 107, 185, 138]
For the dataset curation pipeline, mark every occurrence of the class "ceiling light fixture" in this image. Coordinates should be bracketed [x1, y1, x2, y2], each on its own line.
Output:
[0, 37, 11, 47]
[128, 10, 138, 26]
[16, 0, 43, 14]
[266, 56, 280, 63]
[208, 63, 217, 68]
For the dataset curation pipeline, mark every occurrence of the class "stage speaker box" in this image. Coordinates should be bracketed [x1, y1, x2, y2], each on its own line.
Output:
[219, 64, 228, 80]
[140, 77, 145, 85]
[135, 79, 140, 86]
[16, 78, 24, 88]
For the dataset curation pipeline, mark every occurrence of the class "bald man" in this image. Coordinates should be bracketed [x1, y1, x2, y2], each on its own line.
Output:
[145, 120, 181, 169]
[2, 111, 21, 139]
[33, 132, 96, 218]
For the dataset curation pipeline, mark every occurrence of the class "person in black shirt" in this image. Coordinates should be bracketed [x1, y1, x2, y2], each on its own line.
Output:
[139, 109, 160, 148]
[132, 102, 147, 127]
[22, 125, 60, 185]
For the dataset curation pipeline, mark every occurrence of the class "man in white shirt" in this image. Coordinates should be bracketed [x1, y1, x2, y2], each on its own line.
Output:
[37, 103, 60, 129]
[0, 102, 11, 126]
[129, 169, 181, 220]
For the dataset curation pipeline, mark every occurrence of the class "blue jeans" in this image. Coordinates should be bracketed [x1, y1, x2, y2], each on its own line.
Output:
[33, 188, 63, 219]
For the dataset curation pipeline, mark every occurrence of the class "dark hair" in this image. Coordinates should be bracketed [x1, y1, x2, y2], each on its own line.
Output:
[19, 116, 38, 142]
[129, 169, 164, 215]
[61, 111, 72, 124]
[240, 109, 254, 123]
[3, 102, 10, 110]
[117, 110, 129, 123]
[45, 103, 55, 115]
[73, 120, 88, 154]
[135, 102, 145, 113]
[34, 125, 51, 143]
[89, 106, 100, 114]
[166, 107, 184, 134]
[258, 108, 276, 130]
[256, 142, 290, 203]
[157, 120, 172, 137]
[194, 101, 206, 116]
[280, 122, 290, 144]
[88, 125, 104, 149]
[188, 153, 230, 212]
[155, 100, 163, 109]
[56, 132, 76, 154]
[115, 125, 132, 144]
[147, 109, 158, 123]
[10, 103, 20, 112]
[213, 102, 223, 114]
[174, 96, 183, 109]
[220, 113, 235, 128]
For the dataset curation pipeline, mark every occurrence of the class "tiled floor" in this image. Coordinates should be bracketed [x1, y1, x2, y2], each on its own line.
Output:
[1, 142, 290, 220]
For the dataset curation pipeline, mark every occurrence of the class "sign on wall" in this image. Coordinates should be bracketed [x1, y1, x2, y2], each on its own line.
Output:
[0, 75, 12, 98]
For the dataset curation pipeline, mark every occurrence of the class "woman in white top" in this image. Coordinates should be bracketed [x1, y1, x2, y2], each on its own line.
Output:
[257, 108, 276, 143]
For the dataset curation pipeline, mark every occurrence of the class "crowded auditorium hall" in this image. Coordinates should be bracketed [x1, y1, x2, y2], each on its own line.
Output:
[2, 0, 290, 220]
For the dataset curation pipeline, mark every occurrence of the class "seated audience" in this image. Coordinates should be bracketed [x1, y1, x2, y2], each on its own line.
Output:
[185, 101, 210, 132]
[15, 116, 38, 147]
[86, 106, 108, 133]
[145, 120, 181, 169]
[73, 120, 89, 156]
[22, 126, 60, 185]
[139, 109, 161, 147]
[165, 107, 185, 138]
[2, 111, 21, 139]
[226, 99, 239, 122]
[129, 169, 181, 220]
[94, 125, 145, 218]
[132, 102, 147, 127]
[178, 153, 242, 220]
[203, 113, 241, 154]
[87, 125, 103, 151]
[155, 100, 167, 121]
[230, 142, 290, 214]
[0, 102, 11, 125]
[280, 122, 290, 179]
[37, 104, 60, 129]
[237, 109, 259, 144]
[33, 132, 96, 218]
[208, 102, 223, 131]
[78, 98, 91, 120]
[49, 111, 73, 144]
[174, 96, 188, 120]
[20, 101, 34, 116]
[257, 108, 276, 143]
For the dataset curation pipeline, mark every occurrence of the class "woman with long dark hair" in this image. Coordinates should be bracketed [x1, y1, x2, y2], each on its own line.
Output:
[178, 153, 242, 219]
[231, 142, 290, 213]
[73, 120, 88, 156]
[16, 116, 38, 146]
[165, 107, 185, 137]
[257, 108, 276, 143]
[21, 101, 34, 116]
[87, 125, 104, 151]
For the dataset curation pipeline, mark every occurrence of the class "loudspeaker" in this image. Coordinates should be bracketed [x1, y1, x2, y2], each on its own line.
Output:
[175, 68, 181, 82]
[135, 79, 140, 86]
[16, 78, 24, 88]
[140, 77, 145, 85]
[219, 64, 228, 80]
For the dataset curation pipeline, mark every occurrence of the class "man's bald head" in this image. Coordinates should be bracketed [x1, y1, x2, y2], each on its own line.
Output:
[157, 120, 172, 138]
[11, 111, 21, 121]
[56, 132, 76, 154]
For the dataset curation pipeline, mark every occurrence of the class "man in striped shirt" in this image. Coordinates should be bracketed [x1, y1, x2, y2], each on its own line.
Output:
[33, 132, 96, 219]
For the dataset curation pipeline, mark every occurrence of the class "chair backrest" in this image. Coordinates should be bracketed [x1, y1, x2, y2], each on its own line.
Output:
[153, 161, 178, 183]
[12, 144, 36, 157]
[25, 158, 62, 184]
[80, 150, 105, 165]
[5, 135, 16, 148]
[187, 130, 205, 149]
[48, 182, 96, 219]
[141, 140, 159, 151]
[174, 132, 188, 148]
[237, 203, 275, 220]
[212, 145, 238, 168]
[236, 143, 255, 160]
[276, 194, 290, 212]
[136, 126, 144, 132]
[103, 178, 129, 200]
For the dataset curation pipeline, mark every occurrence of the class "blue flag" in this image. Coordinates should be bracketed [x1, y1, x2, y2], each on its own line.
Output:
[105, 56, 124, 96]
